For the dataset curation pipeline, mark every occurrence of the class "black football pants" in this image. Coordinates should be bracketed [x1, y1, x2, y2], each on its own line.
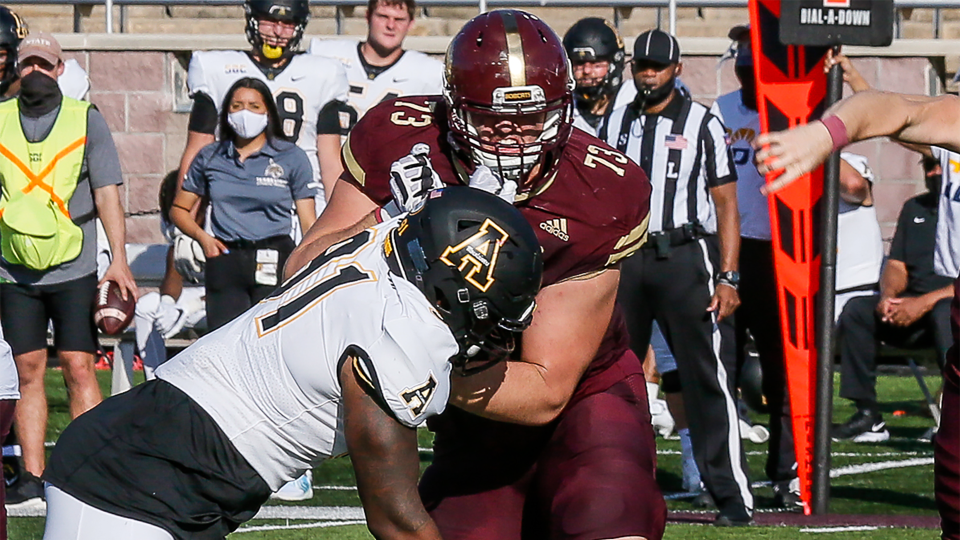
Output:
[618, 236, 753, 518]
[838, 294, 952, 406]
[736, 238, 797, 484]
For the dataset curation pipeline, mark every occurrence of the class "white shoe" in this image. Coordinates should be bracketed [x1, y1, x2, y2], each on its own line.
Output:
[739, 419, 770, 444]
[270, 471, 313, 502]
[650, 398, 676, 438]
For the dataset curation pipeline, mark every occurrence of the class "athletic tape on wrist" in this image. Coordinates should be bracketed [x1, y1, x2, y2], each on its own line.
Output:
[821, 115, 849, 152]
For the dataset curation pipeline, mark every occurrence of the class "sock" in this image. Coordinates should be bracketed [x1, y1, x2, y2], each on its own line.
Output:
[646, 382, 660, 407]
[679, 428, 701, 491]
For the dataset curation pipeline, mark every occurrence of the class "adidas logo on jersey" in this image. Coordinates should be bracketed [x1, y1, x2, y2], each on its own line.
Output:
[540, 219, 569, 241]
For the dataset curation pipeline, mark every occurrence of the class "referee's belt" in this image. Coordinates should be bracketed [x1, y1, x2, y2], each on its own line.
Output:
[643, 224, 709, 248]
[220, 235, 292, 251]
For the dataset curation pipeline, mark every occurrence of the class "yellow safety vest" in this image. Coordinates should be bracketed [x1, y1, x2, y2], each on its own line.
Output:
[0, 97, 89, 270]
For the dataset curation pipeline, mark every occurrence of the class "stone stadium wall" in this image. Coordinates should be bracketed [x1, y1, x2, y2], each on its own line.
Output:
[40, 33, 958, 245]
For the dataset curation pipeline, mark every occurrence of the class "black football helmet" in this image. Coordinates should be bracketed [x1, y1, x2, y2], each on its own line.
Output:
[244, 0, 309, 61]
[563, 17, 625, 107]
[0, 7, 27, 95]
[389, 187, 543, 375]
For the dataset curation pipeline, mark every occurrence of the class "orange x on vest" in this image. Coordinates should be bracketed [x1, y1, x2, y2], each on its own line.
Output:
[0, 136, 86, 219]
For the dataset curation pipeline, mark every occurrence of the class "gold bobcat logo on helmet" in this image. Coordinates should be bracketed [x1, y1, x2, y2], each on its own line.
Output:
[440, 218, 510, 292]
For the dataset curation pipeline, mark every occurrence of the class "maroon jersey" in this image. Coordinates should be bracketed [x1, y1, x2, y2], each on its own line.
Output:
[343, 95, 651, 398]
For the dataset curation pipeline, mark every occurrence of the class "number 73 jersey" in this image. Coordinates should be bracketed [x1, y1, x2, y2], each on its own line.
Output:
[155, 217, 459, 490]
[342, 96, 651, 398]
[187, 50, 350, 179]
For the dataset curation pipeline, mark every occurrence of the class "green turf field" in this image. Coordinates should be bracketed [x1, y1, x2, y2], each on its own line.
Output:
[5, 369, 944, 539]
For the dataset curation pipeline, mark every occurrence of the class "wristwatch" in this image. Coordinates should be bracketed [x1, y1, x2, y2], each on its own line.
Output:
[717, 271, 740, 289]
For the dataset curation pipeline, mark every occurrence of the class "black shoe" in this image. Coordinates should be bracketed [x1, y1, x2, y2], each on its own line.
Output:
[5, 471, 44, 510]
[714, 512, 755, 527]
[831, 410, 890, 443]
[773, 479, 803, 511]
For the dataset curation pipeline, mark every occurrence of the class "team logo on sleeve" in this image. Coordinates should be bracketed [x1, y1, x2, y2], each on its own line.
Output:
[439, 218, 510, 292]
[399, 373, 438, 418]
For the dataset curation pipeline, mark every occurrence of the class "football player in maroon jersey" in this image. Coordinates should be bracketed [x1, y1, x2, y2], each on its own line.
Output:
[286, 10, 665, 540]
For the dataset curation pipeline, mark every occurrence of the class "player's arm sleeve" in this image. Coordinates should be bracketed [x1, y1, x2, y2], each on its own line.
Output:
[288, 146, 319, 200]
[704, 114, 737, 187]
[316, 99, 351, 135]
[340, 123, 394, 205]
[188, 93, 218, 135]
[85, 108, 124, 189]
[349, 318, 455, 428]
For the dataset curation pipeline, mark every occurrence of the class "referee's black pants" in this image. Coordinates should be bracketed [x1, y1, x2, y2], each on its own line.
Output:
[736, 238, 797, 485]
[619, 235, 753, 518]
[838, 294, 952, 407]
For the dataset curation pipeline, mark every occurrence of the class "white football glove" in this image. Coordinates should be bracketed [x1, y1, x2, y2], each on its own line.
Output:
[389, 143, 443, 214]
[156, 294, 189, 339]
[468, 165, 518, 205]
[173, 233, 205, 284]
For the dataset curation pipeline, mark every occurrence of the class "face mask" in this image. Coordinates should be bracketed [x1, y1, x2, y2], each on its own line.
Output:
[926, 173, 943, 196]
[633, 75, 676, 111]
[19, 70, 62, 118]
[228, 109, 269, 140]
[735, 65, 757, 110]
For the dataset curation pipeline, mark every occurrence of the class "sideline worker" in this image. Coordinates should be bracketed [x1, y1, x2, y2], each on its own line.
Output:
[0, 32, 135, 502]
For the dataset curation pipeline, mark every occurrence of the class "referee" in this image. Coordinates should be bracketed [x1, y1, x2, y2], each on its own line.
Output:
[600, 29, 752, 526]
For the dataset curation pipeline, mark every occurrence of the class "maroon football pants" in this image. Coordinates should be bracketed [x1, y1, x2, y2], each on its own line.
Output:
[938, 277, 960, 540]
[420, 357, 666, 540]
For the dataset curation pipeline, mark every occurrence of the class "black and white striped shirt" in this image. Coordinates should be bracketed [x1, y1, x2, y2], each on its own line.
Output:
[599, 95, 736, 234]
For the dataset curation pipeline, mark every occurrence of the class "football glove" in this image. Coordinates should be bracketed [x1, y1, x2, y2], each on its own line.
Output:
[468, 165, 517, 205]
[173, 233, 205, 284]
[389, 143, 444, 214]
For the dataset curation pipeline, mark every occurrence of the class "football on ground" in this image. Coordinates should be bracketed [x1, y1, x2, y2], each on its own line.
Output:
[94, 280, 135, 335]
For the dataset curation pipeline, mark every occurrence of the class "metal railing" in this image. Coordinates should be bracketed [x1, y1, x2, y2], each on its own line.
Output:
[20, 0, 960, 36]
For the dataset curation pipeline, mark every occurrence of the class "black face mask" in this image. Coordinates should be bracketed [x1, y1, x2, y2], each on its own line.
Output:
[926, 173, 943, 197]
[19, 71, 62, 118]
[633, 76, 676, 112]
[735, 65, 757, 111]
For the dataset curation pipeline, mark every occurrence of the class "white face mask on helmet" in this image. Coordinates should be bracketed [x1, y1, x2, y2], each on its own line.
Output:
[228, 109, 269, 140]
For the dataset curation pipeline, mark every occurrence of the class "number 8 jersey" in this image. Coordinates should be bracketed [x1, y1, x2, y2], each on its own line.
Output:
[187, 50, 350, 182]
[155, 217, 459, 490]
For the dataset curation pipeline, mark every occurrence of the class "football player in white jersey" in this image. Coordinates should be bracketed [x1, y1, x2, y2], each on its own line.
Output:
[562, 17, 635, 135]
[308, 0, 443, 138]
[41, 187, 542, 540]
[180, 0, 349, 213]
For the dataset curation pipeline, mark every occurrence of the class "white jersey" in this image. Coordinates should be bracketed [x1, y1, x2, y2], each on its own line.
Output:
[932, 146, 960, 278]
[187, 50, 350, 191]
[711, 90, 768, 240]
[0, 325, 16, 401]
[308, 39, 443, 136]
[156, 218, 458, 490]
[59, 59, 90, 101]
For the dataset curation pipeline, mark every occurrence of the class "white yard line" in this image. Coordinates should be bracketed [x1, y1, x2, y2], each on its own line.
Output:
[801, 526, 880, 533]
[830, 457, 934, 478]
[235, 519, 366, 533]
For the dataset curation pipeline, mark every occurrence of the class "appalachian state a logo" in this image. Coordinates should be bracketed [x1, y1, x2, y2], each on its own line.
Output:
[439, 218, 510, 292]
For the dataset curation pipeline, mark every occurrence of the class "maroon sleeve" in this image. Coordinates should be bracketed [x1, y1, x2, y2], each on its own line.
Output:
[341, 96, 450, 207]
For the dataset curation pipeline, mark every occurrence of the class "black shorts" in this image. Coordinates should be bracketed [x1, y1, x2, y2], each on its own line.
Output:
[44, 379, 271, 540]
[0, 273, 98, 356]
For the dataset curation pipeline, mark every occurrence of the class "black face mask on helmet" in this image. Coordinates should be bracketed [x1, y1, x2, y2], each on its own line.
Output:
[19, 71, 62, 118]
[244, 0, 309, 63]
[0, 7, 27, 96]
[387, 186, 543, 376]
[563, 18, 626, 110]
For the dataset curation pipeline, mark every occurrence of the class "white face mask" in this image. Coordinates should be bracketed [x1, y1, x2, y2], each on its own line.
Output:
[228, 109, 269, 139]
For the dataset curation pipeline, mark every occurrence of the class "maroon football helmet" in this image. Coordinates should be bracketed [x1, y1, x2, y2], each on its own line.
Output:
[444, 10, 574, 193]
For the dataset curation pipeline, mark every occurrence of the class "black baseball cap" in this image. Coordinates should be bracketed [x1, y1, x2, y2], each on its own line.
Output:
[633, 29, 680, 66]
